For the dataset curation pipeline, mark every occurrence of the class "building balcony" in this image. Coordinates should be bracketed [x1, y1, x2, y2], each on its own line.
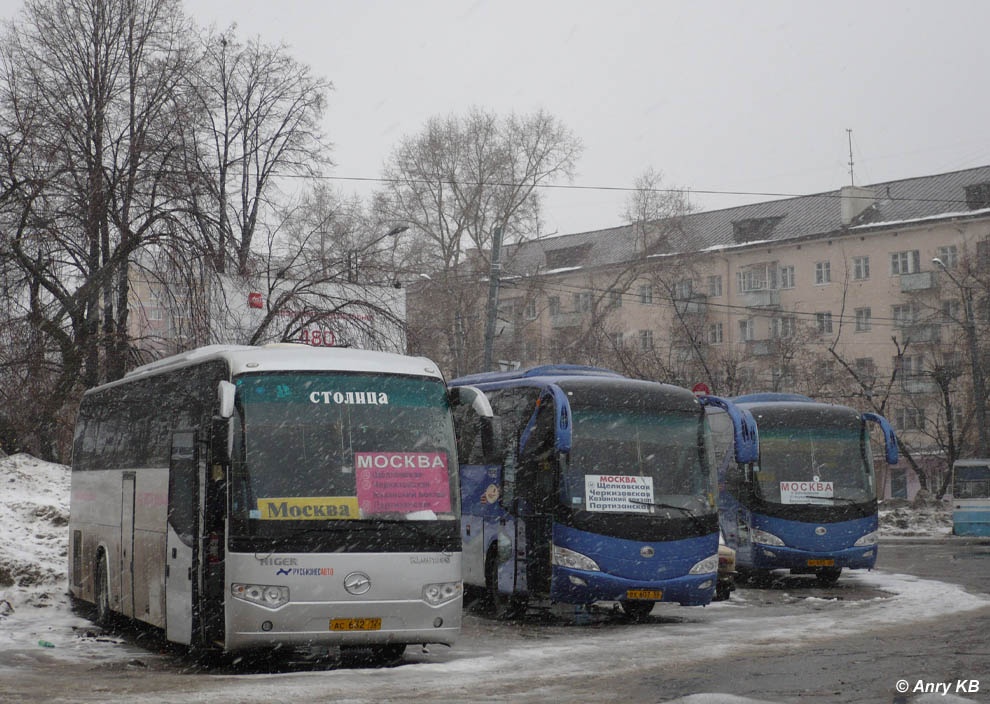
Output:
[550, 311, 585, 329]
[902, 323, 941, 344]
[900, 271, 938, 293]
[742, 289, 780, 308]
[902, 377, 938, 394]
[746, 339, 776, 356]
[674, 294, 708, 316]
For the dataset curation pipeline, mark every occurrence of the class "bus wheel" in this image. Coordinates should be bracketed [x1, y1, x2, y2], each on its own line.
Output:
[94, 554, 113, 628]
[485, 549, 525, 620]
[620, 600, 655, 621]
[816, 567, 842, 586]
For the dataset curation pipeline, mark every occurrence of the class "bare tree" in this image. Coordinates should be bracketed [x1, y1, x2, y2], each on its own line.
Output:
[380, 107, 581, 376]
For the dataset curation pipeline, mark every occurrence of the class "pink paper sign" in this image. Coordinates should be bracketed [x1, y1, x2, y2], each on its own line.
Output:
[354, 452, 452, 514]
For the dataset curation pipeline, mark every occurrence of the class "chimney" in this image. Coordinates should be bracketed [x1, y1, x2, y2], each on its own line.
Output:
[840, 186, 875, 225]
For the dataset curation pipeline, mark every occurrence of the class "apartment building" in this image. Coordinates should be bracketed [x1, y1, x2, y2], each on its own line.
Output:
[409, 165, 990, 498]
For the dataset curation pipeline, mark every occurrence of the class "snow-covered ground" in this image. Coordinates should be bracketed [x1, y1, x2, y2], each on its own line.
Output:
[879, 493, 954, 537]
[0, 453, 984, 703]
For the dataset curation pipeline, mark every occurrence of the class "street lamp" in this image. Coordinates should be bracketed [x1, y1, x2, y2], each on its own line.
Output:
[347, 225, 409, 283]
[933, 257, 988, 455]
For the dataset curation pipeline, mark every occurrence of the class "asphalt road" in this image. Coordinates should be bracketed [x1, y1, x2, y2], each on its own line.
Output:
[0, 538, 987, 703]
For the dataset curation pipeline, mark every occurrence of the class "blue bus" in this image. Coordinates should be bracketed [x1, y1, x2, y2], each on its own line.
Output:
[448, 365, 757, 619]
[951, 459, 990, 536]
[711, 393, 897, 586]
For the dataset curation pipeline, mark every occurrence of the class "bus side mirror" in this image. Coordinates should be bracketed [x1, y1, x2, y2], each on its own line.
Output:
[218, 381, 236, 419]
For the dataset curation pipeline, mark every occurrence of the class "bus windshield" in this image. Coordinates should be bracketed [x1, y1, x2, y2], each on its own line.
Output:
[230, 372, 458, 533]
[751, 407, 875, 505]
[565, 404, 714, 516]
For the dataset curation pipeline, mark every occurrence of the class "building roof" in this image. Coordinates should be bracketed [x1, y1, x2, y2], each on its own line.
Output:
[501, 164, 990, 277]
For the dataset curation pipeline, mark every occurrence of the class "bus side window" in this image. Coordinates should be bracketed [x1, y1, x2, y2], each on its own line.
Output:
[168, 432, 198, 547]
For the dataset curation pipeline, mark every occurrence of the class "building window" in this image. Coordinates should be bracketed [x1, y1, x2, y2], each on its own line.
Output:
[815, 261, 831, 285]
[638, 285, 653, 304]
[891, 303, 920, 327]
[894, 355, 924, 379]
[524, 299, 537, 320]
[709, 322, 723, 344]
[736, 263, 778, 293]
[548, 296, 560, 316]
[738, 319, 754, 342]
[707, 275, 723, 297]
[610, 331, 624, 348]
[639, 329, 654, 351]
[816, 312, 833, 334]
[772, 316, 795, 338]
[855, 307, 872, 332]
[894, 407, 924, 431]
[936, 245, 958, 269]
[779, 265, 795, 289]
[941, 299, 961, 323]
[674, 279, 693, 300]
[148, 308, 164, 321]
[890, 250, 921, 275]
[855, 357, 876, 383]
[608, 290, 623, 309]
[574, 292, 592, 313]
[890, 468, 907, 498]
[853, 256, 870, 281]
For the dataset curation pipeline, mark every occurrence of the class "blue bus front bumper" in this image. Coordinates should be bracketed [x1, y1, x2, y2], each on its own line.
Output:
[551, 566, 716, 606]
[747, 543, 877, 571]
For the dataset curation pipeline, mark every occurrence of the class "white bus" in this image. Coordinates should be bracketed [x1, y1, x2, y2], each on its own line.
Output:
[68, 344, 494, 659]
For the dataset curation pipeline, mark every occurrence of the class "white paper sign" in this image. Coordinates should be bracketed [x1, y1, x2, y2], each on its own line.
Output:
[585, 475, 654, 513]
[780, 480, 834, 504]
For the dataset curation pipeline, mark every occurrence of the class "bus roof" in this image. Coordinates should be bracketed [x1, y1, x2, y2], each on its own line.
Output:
[731, 393, 860, 419]
[731, 392, 815, 404]
[86, 344, 444, 393]
[449, 364, 623, 386]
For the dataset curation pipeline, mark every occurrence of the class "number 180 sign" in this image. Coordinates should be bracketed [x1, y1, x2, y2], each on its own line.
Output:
[299, 329, 336, 347]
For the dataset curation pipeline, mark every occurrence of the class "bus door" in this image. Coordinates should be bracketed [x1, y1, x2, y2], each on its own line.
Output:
[120, 472, 136, 617]
[515, 386, 569, 597]
[166, 430, 199, 645]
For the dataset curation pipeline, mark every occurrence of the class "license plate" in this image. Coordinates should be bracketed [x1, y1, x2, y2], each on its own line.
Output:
[807, 559, 835, 567]
[330, 617, 382, 631]
[626, 589, 663, 600]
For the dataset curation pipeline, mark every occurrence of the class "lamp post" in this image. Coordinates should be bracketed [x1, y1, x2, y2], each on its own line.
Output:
[933, 257, 988, 455]
[347, 225, 409, 283]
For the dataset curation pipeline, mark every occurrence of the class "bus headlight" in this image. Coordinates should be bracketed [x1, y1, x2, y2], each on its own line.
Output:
[752, 528, 785, 546]
[853, 531, 879, 546]
[552, 545, 600, 572]
[231, 583, 289, 609]
[422, 581, 462, 606]
[689, 554, 719, 574]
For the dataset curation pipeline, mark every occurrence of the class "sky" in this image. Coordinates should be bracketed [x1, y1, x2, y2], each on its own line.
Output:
[2, 0, 989, 238]
[0, 453, 979, 703]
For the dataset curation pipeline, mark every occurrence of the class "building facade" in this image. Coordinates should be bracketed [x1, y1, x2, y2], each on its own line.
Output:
[409, 165, 990, 499]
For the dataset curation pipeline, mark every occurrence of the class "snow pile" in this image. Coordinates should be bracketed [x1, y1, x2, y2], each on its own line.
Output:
[879, 491, 953, 537]
[0, 453, 71, 613]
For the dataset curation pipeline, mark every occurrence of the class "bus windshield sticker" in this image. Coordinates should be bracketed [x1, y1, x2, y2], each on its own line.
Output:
[584, 475, 654, 513]
[779, 480, 834, 504]
[256, 496, 360, 520]
[354, 452, 452, 514]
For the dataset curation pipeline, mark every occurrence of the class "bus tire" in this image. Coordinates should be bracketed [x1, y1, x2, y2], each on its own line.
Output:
[94, 553, 113, 628]
[485, 548, 525, 620]
[815, 567, 842, 586]
[620, 600, 655, 621]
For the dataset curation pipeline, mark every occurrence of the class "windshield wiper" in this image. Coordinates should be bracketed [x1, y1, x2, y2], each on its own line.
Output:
[811, 496, 861, 504]
[628, 499, 710, 531]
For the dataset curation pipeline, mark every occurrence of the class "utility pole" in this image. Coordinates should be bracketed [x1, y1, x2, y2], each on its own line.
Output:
[482, 225, 505, 372]
[846, 128, 855, 186]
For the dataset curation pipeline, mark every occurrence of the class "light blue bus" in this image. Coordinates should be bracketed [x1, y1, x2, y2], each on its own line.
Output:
[951, 460, 990, 536]
[448, 365, 756, 619]
[712, 393, 897, 586]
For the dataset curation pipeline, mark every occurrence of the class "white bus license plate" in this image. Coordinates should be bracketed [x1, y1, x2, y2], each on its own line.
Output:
[330, 617, 382, 631]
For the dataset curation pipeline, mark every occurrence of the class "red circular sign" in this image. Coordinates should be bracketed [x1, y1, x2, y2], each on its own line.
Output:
[692, 382, 711, 396]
